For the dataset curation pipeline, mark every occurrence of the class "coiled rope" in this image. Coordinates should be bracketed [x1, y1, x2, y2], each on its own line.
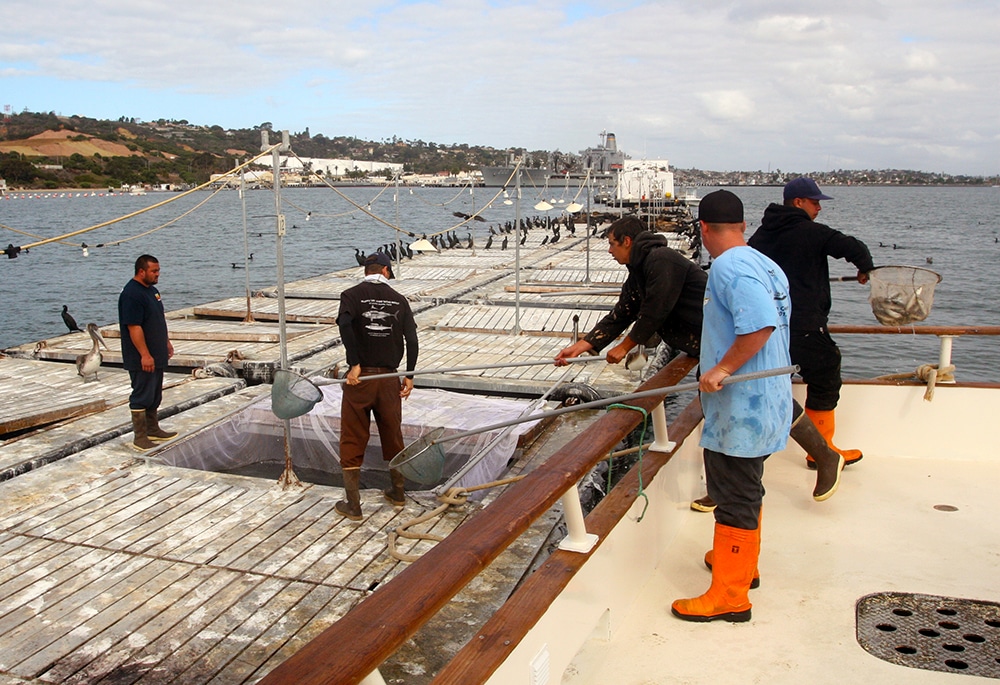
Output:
[387, 475, 524, 562]
[874, 363, 956, 401]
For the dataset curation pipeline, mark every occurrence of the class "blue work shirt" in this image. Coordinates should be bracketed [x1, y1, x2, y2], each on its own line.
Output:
[700, 246, 792, 458]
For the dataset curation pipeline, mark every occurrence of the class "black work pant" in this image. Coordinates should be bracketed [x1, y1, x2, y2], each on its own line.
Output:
[128, 369, 164, 411]
[790, 329, 842, 412]
[704, 449, 766, 530]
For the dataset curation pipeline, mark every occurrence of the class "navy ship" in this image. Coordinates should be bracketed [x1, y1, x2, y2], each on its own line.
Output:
[479, 131, 625, 189]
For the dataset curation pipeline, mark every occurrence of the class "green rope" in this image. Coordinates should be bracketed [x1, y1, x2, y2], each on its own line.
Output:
[607, 403, 650, 522]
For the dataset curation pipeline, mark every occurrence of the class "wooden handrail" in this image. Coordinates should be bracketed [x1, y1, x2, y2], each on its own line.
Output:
[257, 354, 700, 685]
[828, 324, 1000, 336]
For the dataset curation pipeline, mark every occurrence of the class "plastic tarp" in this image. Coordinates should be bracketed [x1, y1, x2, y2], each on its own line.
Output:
[154, 385, 547, 492]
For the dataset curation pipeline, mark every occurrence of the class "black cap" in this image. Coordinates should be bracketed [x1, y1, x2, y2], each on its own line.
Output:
[364, 251, 395, 279]
[698, 190, 744, 223]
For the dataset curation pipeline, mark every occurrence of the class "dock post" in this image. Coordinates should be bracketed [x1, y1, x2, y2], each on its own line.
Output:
[558, 482, 599, 553]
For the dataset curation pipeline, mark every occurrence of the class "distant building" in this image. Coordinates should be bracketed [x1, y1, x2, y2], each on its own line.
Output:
[278, 156, 403, 178]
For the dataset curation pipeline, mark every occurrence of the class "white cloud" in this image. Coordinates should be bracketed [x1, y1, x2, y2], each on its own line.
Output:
[0, 0, 997, 174]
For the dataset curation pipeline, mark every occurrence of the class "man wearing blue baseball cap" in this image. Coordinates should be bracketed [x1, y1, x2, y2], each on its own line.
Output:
[749, 178, 874, 469]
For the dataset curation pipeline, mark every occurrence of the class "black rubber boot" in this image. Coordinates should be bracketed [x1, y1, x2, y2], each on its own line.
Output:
[790, 402, 844, 502]
[383, 468, 406, 507]
[336, 467, 363, 521]
[130, 409, 156, 451]
[145, 408, 177, 442]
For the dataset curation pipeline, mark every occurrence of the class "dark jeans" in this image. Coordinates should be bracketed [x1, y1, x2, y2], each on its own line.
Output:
[790, 329, 842, 411]
[704, 448, 766, 530]
[128, 369, 164, 411]
[339, 374, 405, 470]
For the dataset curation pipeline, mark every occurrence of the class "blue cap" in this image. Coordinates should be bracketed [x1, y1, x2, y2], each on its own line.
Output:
[783, 177, 833, 201]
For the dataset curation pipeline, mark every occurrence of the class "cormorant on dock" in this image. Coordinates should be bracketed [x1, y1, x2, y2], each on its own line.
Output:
[501, 236, 508, 251]
[466, 233, 474, 249]
[75, 323, 108, 382]
[61, 305, 83, 333]
[354, 249, 366, 266]
[485, 235, 493, 250]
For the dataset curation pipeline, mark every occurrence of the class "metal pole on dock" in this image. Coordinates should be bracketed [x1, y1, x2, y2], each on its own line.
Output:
[585, 174, 592, 285]
[266, 130, 291, 369]
[264, 129, 301, 489]
[394, 172, 402, 279]
[513, 166, 522, 334]
[240, 161, 255, 322]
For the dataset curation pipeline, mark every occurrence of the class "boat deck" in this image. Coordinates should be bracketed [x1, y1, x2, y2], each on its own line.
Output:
[563, 447, 1000, 684]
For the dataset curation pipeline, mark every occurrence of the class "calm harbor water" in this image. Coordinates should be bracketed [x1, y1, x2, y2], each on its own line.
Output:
[2, 184, 999, 381]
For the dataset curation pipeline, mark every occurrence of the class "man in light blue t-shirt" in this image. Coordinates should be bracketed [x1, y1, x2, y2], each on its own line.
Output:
[673, 190, 830, 624]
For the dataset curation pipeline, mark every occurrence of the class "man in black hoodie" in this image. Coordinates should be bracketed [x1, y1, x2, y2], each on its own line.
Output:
[554, 215, 705, 365]
[748, 178, 874, 468]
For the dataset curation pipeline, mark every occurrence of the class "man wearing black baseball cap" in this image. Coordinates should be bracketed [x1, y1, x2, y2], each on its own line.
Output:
[673, 189, 793, 623]
[749, 178, 874, 469]
[335, 249, 416, 520]
[364, 251, 395, 279]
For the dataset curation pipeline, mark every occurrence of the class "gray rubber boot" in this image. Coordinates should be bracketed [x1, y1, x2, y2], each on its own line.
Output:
[790, 402, 844, 502]
[130, 409, 156, 451]
[336, 467, 363, 521]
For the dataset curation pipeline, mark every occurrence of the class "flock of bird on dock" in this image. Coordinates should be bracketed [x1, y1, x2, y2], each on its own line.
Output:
[350, 213, 622, 267]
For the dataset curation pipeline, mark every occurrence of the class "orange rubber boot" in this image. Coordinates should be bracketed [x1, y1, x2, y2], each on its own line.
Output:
[804, 408, 863, 469]
[672, 523, 759, 622]
[704, 549, 760, 589]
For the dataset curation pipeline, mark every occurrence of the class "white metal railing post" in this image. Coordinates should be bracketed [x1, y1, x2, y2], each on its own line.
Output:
[648, 401, 676, 452]
[558, 483, 599, 553]
[938, 335, 956, 382]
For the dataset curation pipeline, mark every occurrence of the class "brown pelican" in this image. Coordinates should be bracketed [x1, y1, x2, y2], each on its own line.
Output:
[75, 323, 108, 382]
[62, 305, 82, 332]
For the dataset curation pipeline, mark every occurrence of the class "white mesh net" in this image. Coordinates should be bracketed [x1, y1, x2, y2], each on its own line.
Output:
[154, 385, 547, 495]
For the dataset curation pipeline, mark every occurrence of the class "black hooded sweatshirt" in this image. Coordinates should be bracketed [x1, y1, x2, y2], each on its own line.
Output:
[584, 231, 706, 357]
[748, 203, 874, 332]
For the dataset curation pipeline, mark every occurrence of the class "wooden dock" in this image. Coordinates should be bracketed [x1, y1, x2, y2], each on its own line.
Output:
[0, 356, 245, 481]
[0, 384, 603, 684]
[0, 213, 699, 684]
[3, 223, 693, 398]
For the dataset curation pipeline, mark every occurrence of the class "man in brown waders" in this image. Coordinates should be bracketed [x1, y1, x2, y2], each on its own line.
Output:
[335, 252, 419, 520]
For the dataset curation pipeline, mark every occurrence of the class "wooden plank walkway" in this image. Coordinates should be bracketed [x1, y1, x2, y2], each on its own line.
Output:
[0, 386, 600, 685]
[3, 323, 343, 379]
[0, 357, 245, 480]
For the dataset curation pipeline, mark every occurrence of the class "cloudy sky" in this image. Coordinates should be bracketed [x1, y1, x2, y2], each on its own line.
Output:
[3, 0, 998, 175]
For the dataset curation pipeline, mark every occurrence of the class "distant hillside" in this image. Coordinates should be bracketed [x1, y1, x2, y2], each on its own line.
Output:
[0, 111, 992, 190]
[0, 111, 524, 190]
